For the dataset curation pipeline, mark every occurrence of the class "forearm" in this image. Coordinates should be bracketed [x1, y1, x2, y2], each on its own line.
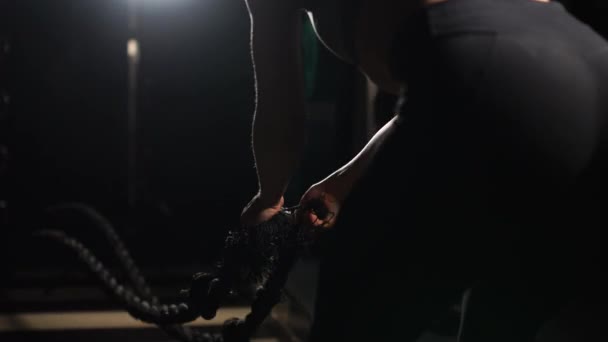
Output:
[325, 115, 400, 197]
[248, 3, 306, 204]
[253, 103, 306, 203]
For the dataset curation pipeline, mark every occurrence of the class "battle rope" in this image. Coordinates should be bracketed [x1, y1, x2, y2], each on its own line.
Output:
[45, 204, 157, 303]
[44, 203, 218, 342]
[36, 201, 327, 342]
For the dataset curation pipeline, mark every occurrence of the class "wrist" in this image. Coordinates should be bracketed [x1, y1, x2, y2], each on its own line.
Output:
[323, 172, 354, 203]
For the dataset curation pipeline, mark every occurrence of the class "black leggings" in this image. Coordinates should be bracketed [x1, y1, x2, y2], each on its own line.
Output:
[310, 0, 608, 341]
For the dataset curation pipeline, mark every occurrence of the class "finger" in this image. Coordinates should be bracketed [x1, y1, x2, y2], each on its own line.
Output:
[297, 210, 320, 228]
[305, 211, 318, 226]
[316, 217, 334, 229]
[305, 198, 330, 219]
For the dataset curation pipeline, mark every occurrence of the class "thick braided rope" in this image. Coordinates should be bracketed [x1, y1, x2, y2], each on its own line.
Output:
[223, 250, 299, 342]
[190, 210, 301, 322]
[220, 208, 312, 341]
[35, 230, 227, 342]
[46, 203, 157, 303]
[35, 230, 202, 325]
[44, 204, 221, 342]
[37, 205, 319, 342]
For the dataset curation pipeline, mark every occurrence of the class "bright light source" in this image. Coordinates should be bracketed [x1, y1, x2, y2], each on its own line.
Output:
[127, 39, 140, 61]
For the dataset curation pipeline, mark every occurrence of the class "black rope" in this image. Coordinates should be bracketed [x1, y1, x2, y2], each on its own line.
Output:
[223, 249, 299, 341]
[220, 206, 315, 341]
[46, 204, 157, 303]
[34, 230, 202, 325]
[36, 203, 325, 342]
[44, 204, 220, 342]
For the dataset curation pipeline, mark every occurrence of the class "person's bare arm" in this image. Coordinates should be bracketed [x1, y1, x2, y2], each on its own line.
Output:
[331, 115, 400, 192]
[241, 1, 306, 223]
[300, 115, 401, 227]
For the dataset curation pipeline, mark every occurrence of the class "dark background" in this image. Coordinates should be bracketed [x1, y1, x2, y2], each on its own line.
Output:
[0, 0, 606, 316]
[0, 0, 355, 293]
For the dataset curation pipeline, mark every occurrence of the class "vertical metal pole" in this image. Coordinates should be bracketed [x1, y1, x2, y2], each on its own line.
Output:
[127, 0, 139, 208]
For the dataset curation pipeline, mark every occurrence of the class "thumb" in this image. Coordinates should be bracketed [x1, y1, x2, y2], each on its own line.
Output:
[299, 190, 339, 228]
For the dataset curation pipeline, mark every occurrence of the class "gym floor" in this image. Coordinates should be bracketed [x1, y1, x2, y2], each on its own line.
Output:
[0, 286, 292, 342]
[0, 259, 460, 342]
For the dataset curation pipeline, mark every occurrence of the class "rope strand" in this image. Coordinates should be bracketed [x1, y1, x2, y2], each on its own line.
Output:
[36, 204, 320, 342]
[35, 230, 200, 325]
[44, 204, 224, 342]
[46, 204, 156, 302]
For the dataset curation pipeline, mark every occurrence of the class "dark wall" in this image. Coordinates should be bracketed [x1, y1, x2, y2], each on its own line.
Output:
[0, 1, 12, 226]
[4, 0, 606, 275]
[6, 1, 129, 212]
[0, 0, 346, 273]
[135, 0, 256, 220]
